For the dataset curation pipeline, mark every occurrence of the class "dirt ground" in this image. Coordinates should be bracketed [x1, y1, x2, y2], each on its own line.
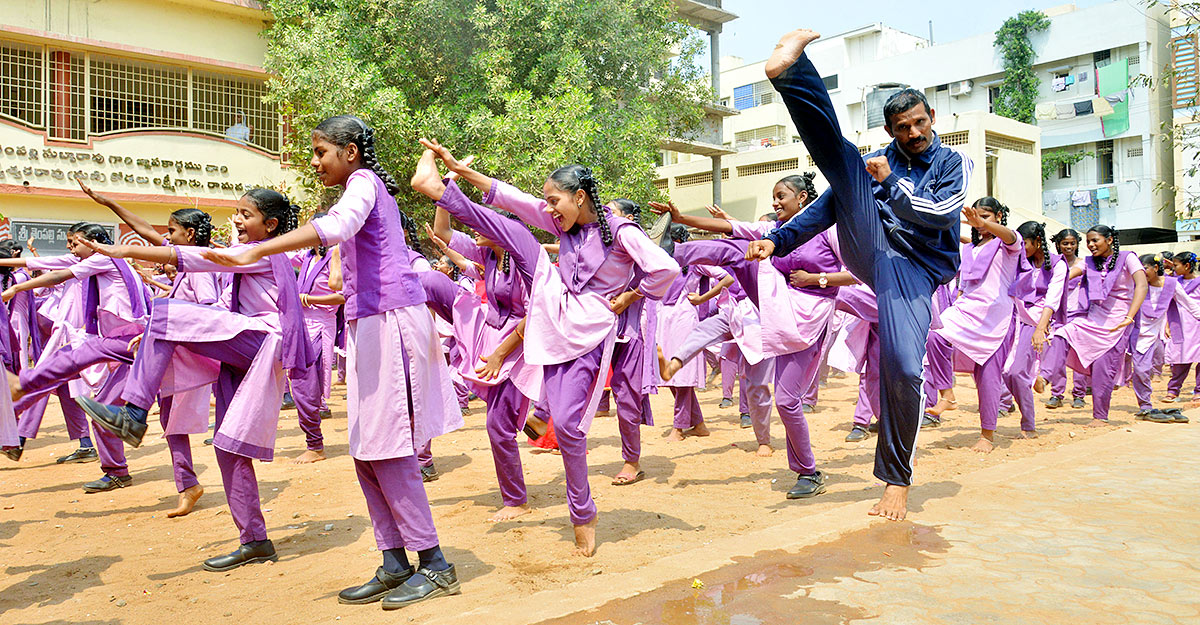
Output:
[0, 369, 1179, 624]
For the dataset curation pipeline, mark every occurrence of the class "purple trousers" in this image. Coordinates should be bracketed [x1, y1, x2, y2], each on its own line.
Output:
[122, 329, 269, 544]
[853, 324, 880, 427]
[922, 331, 956, 410]
[1131, 343, 1157, 411]
[1039, 333, 1129, 421]
[1001, 324, 1038, 431]
[356, 455, 439, 551]
[675, 312, 773, 445]
[483, 379, 531, 507]
[610, 336, 653, 463]
[721, 349, 737, 400]
[543, 343, 604, 526]
[290, 341, 325, 451]
[417, 440, 433, 468]
[773, 343, 821, 475]
[15, 385, 90, 441]
[159, 396, 199, 492]
[1167, 363, 1200, 398]
[670, 387, 703, 430]
[1050, 365, 1089, 400]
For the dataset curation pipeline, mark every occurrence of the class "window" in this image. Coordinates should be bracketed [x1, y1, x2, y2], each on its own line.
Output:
[988, 86, 1001, 113]
[1128, 54, 1140, 67]
[1094, 49, 1111, 69]
[985, 132, 1034, 154]
[89, 54, 189, 135]
[737, 158, 799, 177]
[940, 131, 970, 146]
[1127, 146, 1144, 158]
[732, 80, 775, 110]
[1172, 33, 1199, 108]
[0, 40, 43, 128]
[1097, 140, 1114, 184]
[1059, 161, 1073, 179]
[733, 125, 786, 150]
[193, 70, 279, 153]
[822, 74, 839, 91]
[49, 51, 85, 141]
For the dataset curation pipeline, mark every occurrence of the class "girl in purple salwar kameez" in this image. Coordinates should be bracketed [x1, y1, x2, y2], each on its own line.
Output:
[1132, 254, 1200, 421]
[1163, 252, 1200, 403]
[414, 139, 679, 558]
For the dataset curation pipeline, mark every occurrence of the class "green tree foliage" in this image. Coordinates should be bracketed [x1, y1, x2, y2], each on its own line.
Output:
[261, 0, 709, 227]
[993, 10, 1050, 124]
[1040, 149, 1093, 181]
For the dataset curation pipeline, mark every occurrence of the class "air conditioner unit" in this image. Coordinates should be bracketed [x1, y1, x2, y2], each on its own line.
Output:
[949, 80, 973, 97]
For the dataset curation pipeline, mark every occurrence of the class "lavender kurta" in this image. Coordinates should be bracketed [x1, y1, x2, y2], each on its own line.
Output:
[311, 169, 461, 460]
[297, 249, 339, 401]
[478, 179, 679, 434]
[159, 270, 222, 436]
[1052, 252, 1144, 368]
[934, 237, 1022, 366]
[1140, 278, 1200, 356]
[657, 266, 727, 388]
[1165, 276, 1200, 365]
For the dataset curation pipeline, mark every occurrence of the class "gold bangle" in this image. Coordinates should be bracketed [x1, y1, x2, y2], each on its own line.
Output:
[514, 326, 525, 340]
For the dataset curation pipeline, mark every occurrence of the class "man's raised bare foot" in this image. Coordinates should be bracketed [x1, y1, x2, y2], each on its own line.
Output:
[573, 516, 598, 557]
[756, 444, 774, 457]
[291, 449, 326, 464]
[1086, 418, 1110, 428]
[7, 371, 24, 402]
[1033, 376, 1047, 394]
[765, 29, 821, 79]
[166, 484, 204, 518]
[687, 422, 710, 437]
[1014, 430, 1038, 439]
[868, 484, 909, 521]
[666, 428, 686, 442]
[657, 346, 682, 382]
[488, 504, 531, 523]
[410, 147, 447, 201]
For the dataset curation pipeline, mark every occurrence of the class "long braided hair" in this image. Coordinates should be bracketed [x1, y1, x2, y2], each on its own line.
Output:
[0, 240, 21, 290]
[1175, 250, 1197, 277]
[1016, 221, 1050, 270]
[1139, 253, 1163, 278]
[1086, 225, 1121, 272]
[243, 188, 300, 237]
[778, 171, 817, 207]
[170, 208, 213, 247]
[970, 196, 1008, 247]
[608, 198, 642, 229]
[549, 165, 612, 246]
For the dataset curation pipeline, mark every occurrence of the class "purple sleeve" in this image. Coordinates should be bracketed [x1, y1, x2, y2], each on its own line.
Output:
[1124, 251, 1144, 278]
[448, 230, 486, 266]
[1043, 258, 1068, 313]
[1174, 283, 1200, 319]
[27, 254, 78, 271]
[310, 170, 376, 246]
[175, 244, 273, 275]
[617, 225, 680, 300]
[67, 254, 110, 280]
[481, 179, 560, 235]
[695, 264, 730, 281]
[728, 220, 773, 241]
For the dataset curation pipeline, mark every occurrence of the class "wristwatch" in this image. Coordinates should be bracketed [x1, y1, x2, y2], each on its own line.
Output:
[818, 272, 828, 288]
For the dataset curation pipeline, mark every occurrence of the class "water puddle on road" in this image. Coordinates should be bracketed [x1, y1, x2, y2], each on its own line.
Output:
[539, 523, 949, 625]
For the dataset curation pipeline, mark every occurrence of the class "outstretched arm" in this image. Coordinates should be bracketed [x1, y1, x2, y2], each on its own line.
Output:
[1, 269, 73, 301]
[647, 201, 733, 235]
[962, 205, 1017, 245]
[687, 275, 735, 305]
[77, 176, 163, 244]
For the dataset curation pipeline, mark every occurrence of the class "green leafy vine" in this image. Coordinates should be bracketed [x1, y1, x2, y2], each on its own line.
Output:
[993, 10, 1050, 124]
[1041, 150, 1093, 181]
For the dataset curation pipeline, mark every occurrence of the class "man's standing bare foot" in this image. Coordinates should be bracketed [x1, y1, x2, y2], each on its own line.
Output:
[573, 516, 598, 557]
[166, 484, 204, 518]
[488, 504, 531, 523]
[970, 429, 995, 453]
[756, 444, 774, 457]
[657, 347, 682, 382]
[765, 29, 822, 79]
[868, 484, 908, 521]
[291, 449, 326, 464]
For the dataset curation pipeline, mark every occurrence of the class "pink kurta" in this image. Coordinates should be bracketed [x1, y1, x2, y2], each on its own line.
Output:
[160, 270, 222, 436]
[656, 266, 726, 389]
[1142, 280, 1200, 355]
[1165, 276, 1200, 364]
[935, 237, 1022, 366]
[1052, 252, 1144, 368]
[311, 169, 461, 460]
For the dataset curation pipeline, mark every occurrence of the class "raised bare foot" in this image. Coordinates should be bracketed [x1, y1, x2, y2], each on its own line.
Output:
[1015, 430, 1038, 439]
[687, 422, 710, 437]
[488, 504, 531, 523]
[765, 29, 821, 79]
[1086, 418, 1110, 428]
[166, 484, 204, 518]
[410, 148, 447, 201]
[927, 396, 957, 417]
[611, 461, 643, 485]
[756, 444, 774, 457]
[657, 347, 682, 382]
[7, 370, 24, 402]
[1033, 376, 1047, 394]
[666, 428, 686, 442]
[868, 484, 908, 521]
[970, 437, 995, 454]
[291, 449, 326, 464]
[573, 516, 598, 557]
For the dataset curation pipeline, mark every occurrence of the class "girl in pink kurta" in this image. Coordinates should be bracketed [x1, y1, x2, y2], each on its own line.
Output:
[1045, 229, 1090, 409]
[210, 117, 462, 610]
[1164, 252, 1200, 402]
[927, 198, 1021, 453]
[1132, 254, 1200, 421]
[414, 139, 679, 559]
[73, 188, 314, 573]
[1036, 226, 1148, 424]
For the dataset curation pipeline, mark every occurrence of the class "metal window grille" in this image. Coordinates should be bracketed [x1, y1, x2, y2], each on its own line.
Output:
[984, 132, 1033, 154]
[48, 51, 85, 141]
[940, 130, 970, 146]
[0, 40, 44, 128]
[674, 169, 729, 187]
[822, 74, 839, 91]
[193, 70, 279, 153]
[734, 125, 786, 150]
[732, 80, 775, 110]
[653, 178, 668, 191]
[807, 154, 815, 167]
[1127, 146, 1144, 158]
[1128, 54, 1140, 66]
[736, 157, 798, 178]
[89, 54, 188, 135]
[1172, 34, 1199, 108]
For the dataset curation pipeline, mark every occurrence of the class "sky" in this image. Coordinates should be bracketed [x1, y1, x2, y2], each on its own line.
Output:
[706, 0, 1118, 67]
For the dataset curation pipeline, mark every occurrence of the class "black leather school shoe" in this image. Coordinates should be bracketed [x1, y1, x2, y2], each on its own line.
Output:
[338, 566, 415, 604]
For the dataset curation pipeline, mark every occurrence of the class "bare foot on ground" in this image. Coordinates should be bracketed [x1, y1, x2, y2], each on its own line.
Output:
[868, 484, 908, 521]
[291, 449, 326, 464]
[166, 485, 203, 518]
[687, 422, 710, 437]
[488, 504, 531, 523]
[1086, 418, 1110, 428]
[765, 29, 821, 79]
[573, 516, 598, 557]
[1014, 430, 1038, 439]
[666, 428, 685, 442]
[756, 444, 774, 457]
[970, 436, 995, 454]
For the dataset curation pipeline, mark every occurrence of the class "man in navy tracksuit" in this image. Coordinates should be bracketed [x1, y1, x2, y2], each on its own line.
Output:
[747, 29, 971, 520]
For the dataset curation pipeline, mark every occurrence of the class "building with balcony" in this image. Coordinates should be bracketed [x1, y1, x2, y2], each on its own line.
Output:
[658, 2, 1176, 245]
[0, 0, 286, 254]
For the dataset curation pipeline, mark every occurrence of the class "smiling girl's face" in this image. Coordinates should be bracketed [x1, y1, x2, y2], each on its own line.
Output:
[542, 180, 590, 232]
[69, 233, 95, 260]
[771, 182, 808, 222]
[1056, 235, 1078, 259]
[1085, 231, 1112, 257]
[231, 196, 276, 243]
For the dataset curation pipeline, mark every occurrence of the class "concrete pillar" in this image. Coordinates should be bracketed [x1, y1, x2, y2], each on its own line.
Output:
[712, 155, 722, 206]
[709, 29, 721, 97]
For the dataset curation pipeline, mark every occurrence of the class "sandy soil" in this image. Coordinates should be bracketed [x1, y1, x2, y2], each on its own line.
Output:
[0, 370, 1180, 624]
